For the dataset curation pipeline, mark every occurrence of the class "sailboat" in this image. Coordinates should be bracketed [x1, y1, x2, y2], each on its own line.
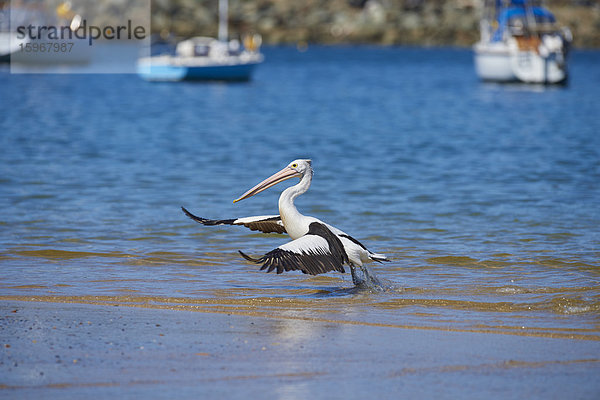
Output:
[474, 0, 571, 84]
[137, 0, 263, 81]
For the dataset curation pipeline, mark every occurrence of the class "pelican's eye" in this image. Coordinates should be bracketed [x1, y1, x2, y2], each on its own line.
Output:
[291, 163, 298, 169]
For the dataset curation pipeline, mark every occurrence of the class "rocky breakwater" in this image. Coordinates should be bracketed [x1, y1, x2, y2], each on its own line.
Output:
[150, 0, 600, 48]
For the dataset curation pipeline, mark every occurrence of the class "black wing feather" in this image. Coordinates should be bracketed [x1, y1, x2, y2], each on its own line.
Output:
[339, 234, 367, 250]
[182, 207, 235, 225]
[239, 222, 349, 276]
[182, 207, 286, 234]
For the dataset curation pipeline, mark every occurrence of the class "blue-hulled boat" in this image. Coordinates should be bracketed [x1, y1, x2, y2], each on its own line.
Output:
[137, 0, 263, 82]
[137, 36, 263, 82]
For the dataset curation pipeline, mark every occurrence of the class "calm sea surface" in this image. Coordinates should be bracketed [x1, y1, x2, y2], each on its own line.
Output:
[1, 47, 599, 338]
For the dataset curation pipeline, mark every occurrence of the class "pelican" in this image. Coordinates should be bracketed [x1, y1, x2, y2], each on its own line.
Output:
[182, 159, 389, 285]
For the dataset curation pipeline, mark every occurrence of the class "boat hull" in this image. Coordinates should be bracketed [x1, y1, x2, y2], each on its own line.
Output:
[474, 45, 516, 82]
[137, 56, 261, 82]
[474, 43, 567, 84]
[0, 32, 28, 63]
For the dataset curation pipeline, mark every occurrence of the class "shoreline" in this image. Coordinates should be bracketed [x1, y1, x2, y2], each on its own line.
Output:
[2, 295, 599, 342]
[2, 300, 600, 398]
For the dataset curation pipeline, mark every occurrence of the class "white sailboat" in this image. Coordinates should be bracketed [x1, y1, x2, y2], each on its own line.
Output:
[474, 0, 571, 84]
[137, 0, 263, 82]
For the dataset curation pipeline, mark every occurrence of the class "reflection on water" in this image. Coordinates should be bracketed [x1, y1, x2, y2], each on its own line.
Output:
[1, 47, 599, 342]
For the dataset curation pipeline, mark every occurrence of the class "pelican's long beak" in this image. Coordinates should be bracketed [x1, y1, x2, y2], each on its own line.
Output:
[234, 166, 301, 203]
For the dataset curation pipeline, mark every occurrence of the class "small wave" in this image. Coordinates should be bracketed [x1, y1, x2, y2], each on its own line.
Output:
[551, 296, 596, 315]
[15, 249, 124, 259]
[426, 256, 478, 266]
[496, 287, 525, 294]
[561, 306, 591, 314]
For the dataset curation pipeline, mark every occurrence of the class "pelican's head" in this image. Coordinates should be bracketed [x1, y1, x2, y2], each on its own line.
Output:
[288, 159, 312, 176]
[233, 159, 312, 203]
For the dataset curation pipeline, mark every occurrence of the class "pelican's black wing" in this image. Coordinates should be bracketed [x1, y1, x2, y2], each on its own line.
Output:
[239, 222, 348, 275]
[181, 207, 286, 234]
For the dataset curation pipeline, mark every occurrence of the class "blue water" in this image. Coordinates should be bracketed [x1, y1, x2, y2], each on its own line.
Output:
[1, 47, 599, 336]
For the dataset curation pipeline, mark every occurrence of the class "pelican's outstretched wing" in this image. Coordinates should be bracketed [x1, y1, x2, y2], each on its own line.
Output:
[239, 222, 348, 275]
[181, 207, 286, 234]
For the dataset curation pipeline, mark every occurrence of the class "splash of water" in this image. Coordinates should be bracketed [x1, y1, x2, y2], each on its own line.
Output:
[352, 265, 399, 292]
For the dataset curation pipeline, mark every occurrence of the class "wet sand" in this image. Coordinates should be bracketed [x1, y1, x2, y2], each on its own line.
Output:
[2, 298, 599, 399]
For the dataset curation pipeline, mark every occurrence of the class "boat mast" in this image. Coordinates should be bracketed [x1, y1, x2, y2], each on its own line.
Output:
[524, 0, 537, 37]
[218, 0, 228, 42]
[481, 0, 496, 43]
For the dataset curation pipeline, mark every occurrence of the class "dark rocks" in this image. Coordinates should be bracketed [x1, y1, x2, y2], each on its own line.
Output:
[149, 0, 600, 48]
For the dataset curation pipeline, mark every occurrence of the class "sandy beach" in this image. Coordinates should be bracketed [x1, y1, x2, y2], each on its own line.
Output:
[2, 297, 599, 399]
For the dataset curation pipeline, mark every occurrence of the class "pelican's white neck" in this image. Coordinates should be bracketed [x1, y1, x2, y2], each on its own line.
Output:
[279, 168, 312, 209]
[278, 168, 313, 237]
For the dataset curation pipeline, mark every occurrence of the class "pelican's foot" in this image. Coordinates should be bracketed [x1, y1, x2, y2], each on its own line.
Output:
[349, 264, 373, 287]
[350, 265, 363, 286]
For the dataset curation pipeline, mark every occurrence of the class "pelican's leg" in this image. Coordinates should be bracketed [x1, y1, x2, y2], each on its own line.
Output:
[349, 263, 362, 286]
